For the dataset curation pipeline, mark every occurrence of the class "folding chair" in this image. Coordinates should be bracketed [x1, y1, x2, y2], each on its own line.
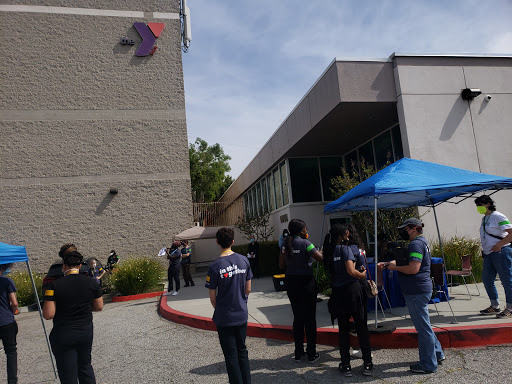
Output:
[445, 254, 480, 298]
[430, 263, 458, 324]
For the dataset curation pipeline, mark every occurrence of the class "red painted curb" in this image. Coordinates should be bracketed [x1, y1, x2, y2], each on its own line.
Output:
[159, 297, 512, 349]
[112, 291, 165, 302]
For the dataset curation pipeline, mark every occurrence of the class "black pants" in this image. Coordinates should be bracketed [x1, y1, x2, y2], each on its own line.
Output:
[249, 259, 259, 278]
[0, 321, 17, 384]
[181, 263, 194, 285]
[168, 263, 181, 292]
[217, 324, 251, 384]
[286, 274, 317, 359]
[50, 324, 96, 384]
[335, 287, 372, 366]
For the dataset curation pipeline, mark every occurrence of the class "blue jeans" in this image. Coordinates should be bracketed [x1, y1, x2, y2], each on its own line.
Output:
[217, 324, 251, 384]
[482, 246, 512, 308]
[403, 292, 444, 372]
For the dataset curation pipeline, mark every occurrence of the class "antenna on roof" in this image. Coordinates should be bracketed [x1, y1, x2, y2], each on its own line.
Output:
[181, 0, 191, 52]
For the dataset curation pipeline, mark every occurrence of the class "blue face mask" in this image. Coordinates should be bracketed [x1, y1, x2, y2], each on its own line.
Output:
[250, 239, 255, 243]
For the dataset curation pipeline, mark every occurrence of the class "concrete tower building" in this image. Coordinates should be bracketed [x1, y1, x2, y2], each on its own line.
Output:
[0, 1, 193, 269]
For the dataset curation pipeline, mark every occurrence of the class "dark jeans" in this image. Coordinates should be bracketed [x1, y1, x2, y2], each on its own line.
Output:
[338, 307, 372, 366]
[217, 324, 251, 384]
[181, 263, 194, 285]
[0, 321, 18, 384]
[168, 263, 181, 292]
[50, 324, 96, 384]
[249, 259, 259, 278]
[286, 274, 317, 358]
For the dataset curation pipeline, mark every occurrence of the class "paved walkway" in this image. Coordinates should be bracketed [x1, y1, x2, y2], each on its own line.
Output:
[160, 274, 512, 349]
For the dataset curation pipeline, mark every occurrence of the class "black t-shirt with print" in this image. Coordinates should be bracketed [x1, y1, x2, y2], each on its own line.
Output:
[44, 274, 102, 329]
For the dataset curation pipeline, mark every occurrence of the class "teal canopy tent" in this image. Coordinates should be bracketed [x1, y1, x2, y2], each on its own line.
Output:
[0, 242, 57, 378]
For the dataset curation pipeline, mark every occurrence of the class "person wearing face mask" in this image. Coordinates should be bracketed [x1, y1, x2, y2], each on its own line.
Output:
[88, 259, 105, 286]
[378, 218, 444, 374]
[43, 248, 103, 384]
[0, 263, 18, 384]
[280, 219, 323, 363]
[474, 195, 512, 318]
[247, 236, 259, 279]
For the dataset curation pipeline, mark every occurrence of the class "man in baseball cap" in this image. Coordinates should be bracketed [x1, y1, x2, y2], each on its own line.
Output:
[397, 218, 423, 229]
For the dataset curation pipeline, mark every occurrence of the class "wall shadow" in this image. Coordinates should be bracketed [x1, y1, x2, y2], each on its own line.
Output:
[95, 192, 116, 215]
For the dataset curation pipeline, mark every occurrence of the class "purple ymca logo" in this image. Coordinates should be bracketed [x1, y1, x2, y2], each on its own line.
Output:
[127, 22, 165, 56]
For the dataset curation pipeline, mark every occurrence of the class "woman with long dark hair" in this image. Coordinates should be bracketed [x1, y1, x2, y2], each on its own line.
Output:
[279, 219, 323, 363]
[43, 247, 103, 384]
[323, 224, 373, 377]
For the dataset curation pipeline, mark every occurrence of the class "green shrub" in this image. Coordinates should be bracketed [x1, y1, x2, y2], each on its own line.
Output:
[429, 236, 482, 283]
[233, 241, 281, 277]
[110, 257, 165, 296]
[10, 271, 44, 307]
[314, 262, 332, 296]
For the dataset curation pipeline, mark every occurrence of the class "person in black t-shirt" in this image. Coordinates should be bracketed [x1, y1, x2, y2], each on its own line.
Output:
[180, 240, 194, 287]
[0, 263, 18, 384]
[43, 249, 103, 384]
[247, 237, 259, 278]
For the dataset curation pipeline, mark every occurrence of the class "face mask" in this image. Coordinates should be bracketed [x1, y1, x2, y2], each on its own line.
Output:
[477, 206, 487, 214]
[300, 231, 309, 239]
[399, 229, 410, 241]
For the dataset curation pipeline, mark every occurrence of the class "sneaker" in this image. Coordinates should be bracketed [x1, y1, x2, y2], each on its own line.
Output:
[308, 353, 320, 363]
[480, 306, 500, 315]
[496, 308, 512, 318]
[184, 283, 190, 287]
[351, 349, 374, 360]
[363, 363, 373, 376]
[163, 292, 172, 296]
[338, 364, 352, 377]
[294, 352, 306, 362]
[171, 291, 179, 296]
[410, 363, 436, 374]
[191, 282, 195, 286]
[437, 355, 446, 364]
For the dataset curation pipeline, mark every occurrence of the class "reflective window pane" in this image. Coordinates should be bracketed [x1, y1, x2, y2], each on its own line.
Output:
[289, 158, 322, 203]
[280, 162, 289, 206]
[320, 156, 344, 201]
[359, 141, 375, 169]
[273, 167, 283, 208]
[374, 130, 393, 169]
[268, 174, 275, 211]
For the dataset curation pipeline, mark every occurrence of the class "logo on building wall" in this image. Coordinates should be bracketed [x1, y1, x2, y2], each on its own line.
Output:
[120, 22, 165, 57]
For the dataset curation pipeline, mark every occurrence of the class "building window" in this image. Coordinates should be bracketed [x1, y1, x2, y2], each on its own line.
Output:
[268, 173, 275, 211]
[273, 167, 283, 208]
[358, 140, 375, 169]
[320, 156, 344, 201]
[261, 178, 269, 213]
[391, 124, 404, 160]
[344, 150, 359, 174]
[374, 130, 393, 169]
[280, 162, 289, 206]
[289, 158, 322, 203]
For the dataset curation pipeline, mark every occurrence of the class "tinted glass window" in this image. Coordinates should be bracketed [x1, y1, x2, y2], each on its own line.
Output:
[359, 141, 375, 169]
[273, 168, 283, 208]
[344, 150, 359, 174]
[391, 125, 404, 160]
[374, 130, 393, 169]
[268, 174, 275, 211]
[289, 158, 322, 203]
[320, 157, 344, 201]
[280, 162, 289, 206]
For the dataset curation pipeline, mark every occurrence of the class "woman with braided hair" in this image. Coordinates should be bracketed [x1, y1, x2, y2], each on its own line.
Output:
[43, 248, 103, 384]
[323, 224, 373, 377]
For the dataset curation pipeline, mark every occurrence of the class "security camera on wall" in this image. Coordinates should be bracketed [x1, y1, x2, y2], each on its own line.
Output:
[182, 0, 192, 48]
[485, 95, 492, 101]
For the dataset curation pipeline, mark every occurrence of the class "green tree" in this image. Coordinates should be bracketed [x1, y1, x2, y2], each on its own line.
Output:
[189, 138, 233, 202]
[330, 158, 417, 246]
[235, 212, 275, 242]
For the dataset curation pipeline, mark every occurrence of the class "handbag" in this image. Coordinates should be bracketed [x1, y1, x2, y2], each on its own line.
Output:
[362, 252, 378, 297]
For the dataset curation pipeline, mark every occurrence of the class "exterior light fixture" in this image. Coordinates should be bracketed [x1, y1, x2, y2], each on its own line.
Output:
[461, 88, 482, 100]
[109, 188, 118, 195]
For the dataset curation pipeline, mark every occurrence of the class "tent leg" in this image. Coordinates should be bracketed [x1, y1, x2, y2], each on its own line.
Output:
[26, 260, 58, 379]
[374, 197, 378, 329]
[431, 204, 447, 272]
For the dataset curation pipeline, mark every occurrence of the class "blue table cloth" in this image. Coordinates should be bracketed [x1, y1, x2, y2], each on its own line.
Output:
[366, 257, 448, 311]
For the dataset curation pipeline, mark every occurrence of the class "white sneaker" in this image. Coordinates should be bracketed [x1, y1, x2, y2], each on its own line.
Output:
[350, 349, 373, 359]
[171, 291, 179, 296]
[163, 292, 172, 296]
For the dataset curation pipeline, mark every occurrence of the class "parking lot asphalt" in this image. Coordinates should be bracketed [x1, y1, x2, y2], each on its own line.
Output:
[9, 293, 512, 384]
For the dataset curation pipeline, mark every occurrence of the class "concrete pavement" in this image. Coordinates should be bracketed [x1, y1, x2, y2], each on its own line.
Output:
[160, 274, 512, 349]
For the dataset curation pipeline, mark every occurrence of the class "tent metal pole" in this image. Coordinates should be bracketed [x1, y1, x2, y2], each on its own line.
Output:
[25, 260, 57, 379]
[431, 203, 447, 272]
[316, 214, 327, 281]
[374, 196, 378, 329]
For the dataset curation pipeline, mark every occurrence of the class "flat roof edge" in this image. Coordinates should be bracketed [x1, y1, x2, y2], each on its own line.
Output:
[391, 52, 512, 59]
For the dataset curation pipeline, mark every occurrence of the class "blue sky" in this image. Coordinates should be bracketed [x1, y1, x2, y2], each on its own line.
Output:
[182, 0, 512, 179]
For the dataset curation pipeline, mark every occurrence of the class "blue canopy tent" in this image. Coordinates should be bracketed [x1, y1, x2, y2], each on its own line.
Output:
[324, 158, 512, 327]
[0, 242, 57, 377]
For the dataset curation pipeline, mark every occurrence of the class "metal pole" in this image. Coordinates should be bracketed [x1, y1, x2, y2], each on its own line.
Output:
[26, 260, 57, 379]
[431, 203, 447, 272]
[374, 197, 378, 328]
[316, 212, 327, 281]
